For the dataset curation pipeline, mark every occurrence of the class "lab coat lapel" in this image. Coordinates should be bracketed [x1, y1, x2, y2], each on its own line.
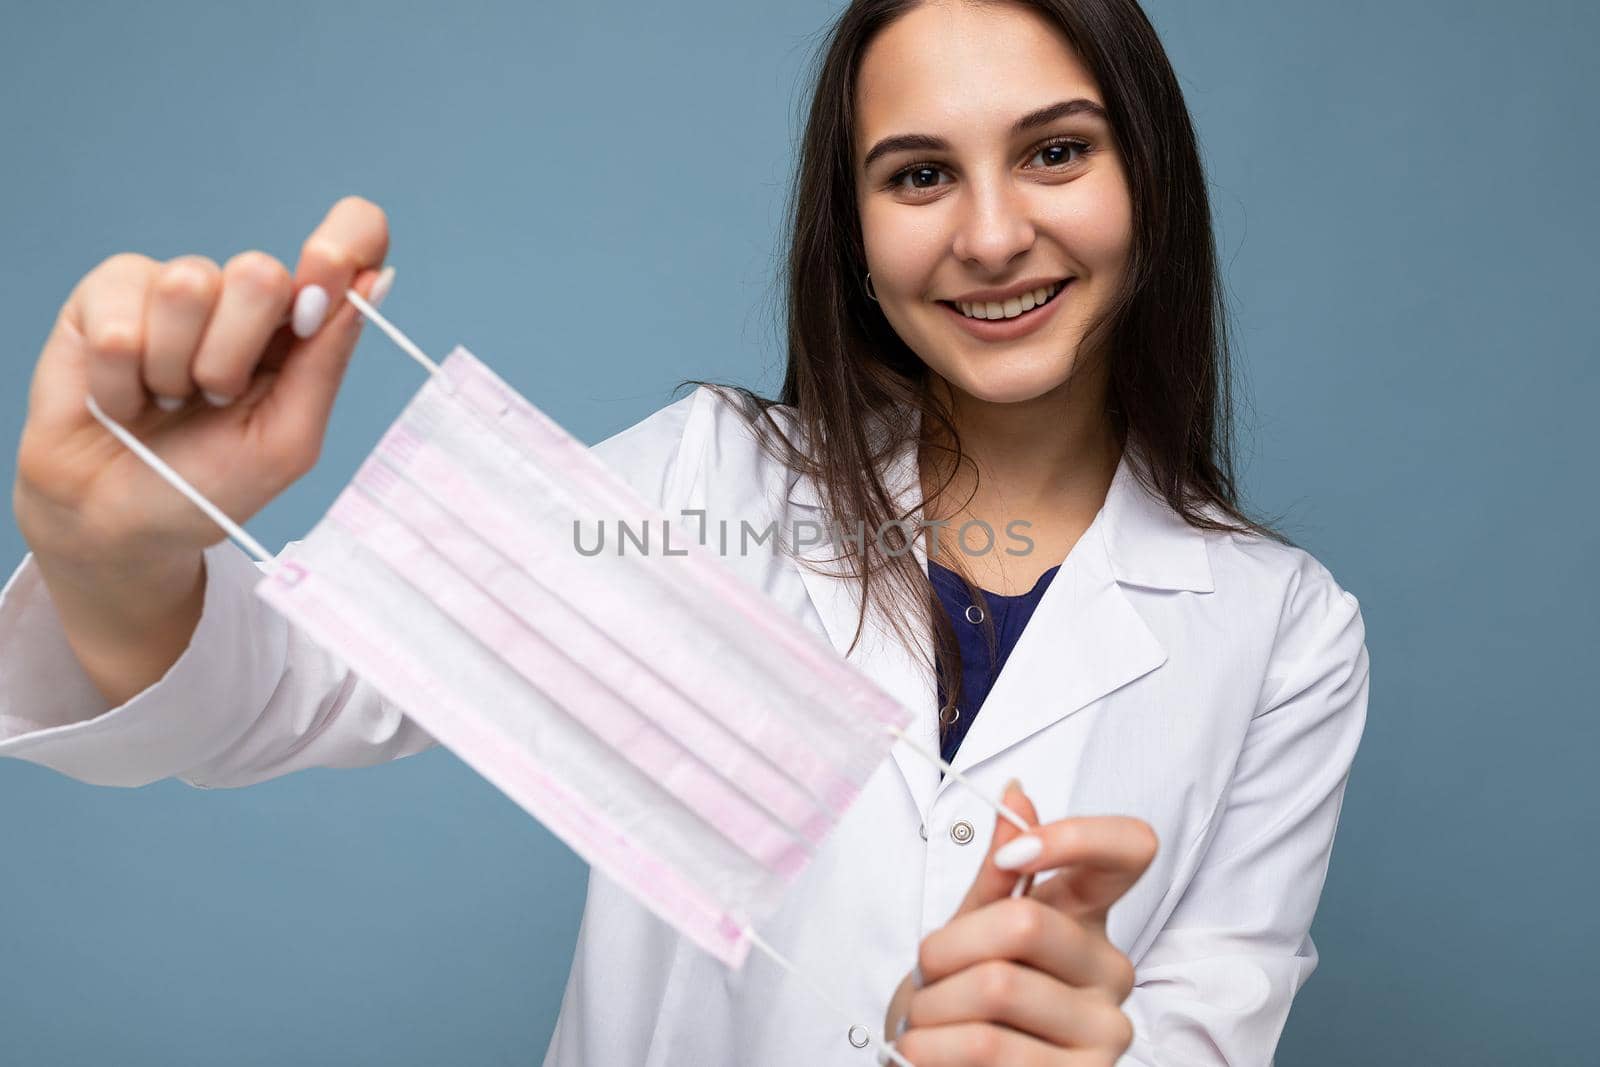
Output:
[936, 507, 1161, 789]
[782, 419, 1215, 819]
[940, 447, 1216, 790]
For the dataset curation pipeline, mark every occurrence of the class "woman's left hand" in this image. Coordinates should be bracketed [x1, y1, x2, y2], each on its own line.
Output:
[881, 780, 1158, 1065]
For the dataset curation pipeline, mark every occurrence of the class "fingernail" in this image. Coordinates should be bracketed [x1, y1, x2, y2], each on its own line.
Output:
[152, 394, 185, 412]
[203, 390, 234, 407]
[368, 264, 395, 309]
[993, 834, 1043, 870]
[1003, 777, 1021, 795]
[896, 1016, 908, 1039]
[909, 963, 922, 990]
[875, 1049, 891, 1066]
[291, 284, 330, 339]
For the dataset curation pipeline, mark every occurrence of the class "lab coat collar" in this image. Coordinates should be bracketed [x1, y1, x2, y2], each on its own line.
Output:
[784, 419, 1213, 594]
[783, 406, 1214, 817]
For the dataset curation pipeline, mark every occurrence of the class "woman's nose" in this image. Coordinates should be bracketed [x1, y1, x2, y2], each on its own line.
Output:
[950, 182, 1037, 273]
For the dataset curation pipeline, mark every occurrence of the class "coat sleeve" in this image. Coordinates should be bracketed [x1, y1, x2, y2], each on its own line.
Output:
[0, 386, 707, 790]
[1118, 551, 1371, 1066]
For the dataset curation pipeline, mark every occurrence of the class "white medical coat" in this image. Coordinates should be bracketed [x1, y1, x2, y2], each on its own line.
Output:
[0, 384, 1370, 1066]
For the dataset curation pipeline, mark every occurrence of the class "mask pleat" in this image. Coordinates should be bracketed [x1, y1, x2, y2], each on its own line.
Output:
[442, 355, 909, 747]
[397, 383, 879, 812]
[333, 484, 817, 879]
[349, 458, 836, 851]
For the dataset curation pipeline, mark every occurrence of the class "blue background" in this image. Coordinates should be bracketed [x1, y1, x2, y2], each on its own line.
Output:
[2, 1, 1594, 1063]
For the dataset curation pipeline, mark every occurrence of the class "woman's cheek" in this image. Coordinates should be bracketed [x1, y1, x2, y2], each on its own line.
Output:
[1044, 174, 1133, 274]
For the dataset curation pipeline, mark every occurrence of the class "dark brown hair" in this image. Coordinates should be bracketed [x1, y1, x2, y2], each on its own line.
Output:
[680, 0, 1292, 735]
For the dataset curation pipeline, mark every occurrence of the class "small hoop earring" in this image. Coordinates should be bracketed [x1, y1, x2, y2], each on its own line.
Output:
[863, 271, 878, 303]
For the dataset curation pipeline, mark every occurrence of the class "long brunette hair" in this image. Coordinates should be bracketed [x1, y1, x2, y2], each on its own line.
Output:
[681, 0, 1290, 728]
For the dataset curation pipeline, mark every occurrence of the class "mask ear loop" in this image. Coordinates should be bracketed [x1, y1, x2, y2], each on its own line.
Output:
[84, 395, 283, 569]
[883, 723, 1036, 894]
[82, 285, 1032, 1067]
[82, 286, 440, 575]
[742, 924, 917, 1067]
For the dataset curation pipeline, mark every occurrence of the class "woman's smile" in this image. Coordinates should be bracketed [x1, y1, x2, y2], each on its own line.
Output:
[937, 277, 1073, 342]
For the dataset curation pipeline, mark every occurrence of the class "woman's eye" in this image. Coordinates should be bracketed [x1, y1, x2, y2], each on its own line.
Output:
[1029, 138, 1089, 168]
[892, 165, 945, 192]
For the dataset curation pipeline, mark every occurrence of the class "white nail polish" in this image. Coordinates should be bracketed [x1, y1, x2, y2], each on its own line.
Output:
[203, 390, 234, 407]
[291, 284, 330, 339]
[152, 394, 185, 412]
[993, 834, 1043, 870]
[368, 265, 395, 309]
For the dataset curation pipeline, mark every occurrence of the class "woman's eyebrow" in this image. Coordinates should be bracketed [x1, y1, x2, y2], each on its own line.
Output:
[860, 97, 1108, 172]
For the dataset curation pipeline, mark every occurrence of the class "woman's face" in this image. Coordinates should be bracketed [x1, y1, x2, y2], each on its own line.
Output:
[854, 0, 1133, 407]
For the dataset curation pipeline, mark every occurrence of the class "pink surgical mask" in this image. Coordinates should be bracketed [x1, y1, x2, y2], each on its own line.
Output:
[260, 341, 912, 966]
[84, 285, 1029, 1067]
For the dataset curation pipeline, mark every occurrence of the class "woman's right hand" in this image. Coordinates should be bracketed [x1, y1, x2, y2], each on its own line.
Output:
[13, 195, 392, 572]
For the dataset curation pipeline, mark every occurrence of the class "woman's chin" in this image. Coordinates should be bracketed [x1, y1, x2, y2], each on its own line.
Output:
[936, 362, 1077, 406]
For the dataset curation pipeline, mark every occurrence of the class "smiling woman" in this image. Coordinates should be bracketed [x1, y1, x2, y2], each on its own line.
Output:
[666, 0, 1369, 1063]
[2, 1, 1368, 1066]
[688, 0, 1277, 686]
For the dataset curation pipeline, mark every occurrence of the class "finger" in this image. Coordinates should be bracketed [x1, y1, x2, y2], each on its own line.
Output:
[189, 250, 293, 406]
[143, 255, 221, 407]
[995, 816, 1159, 924]
[894, 1020, 1067, 1066]
[918, 896, 1121, 991]
[77, 253, 159, 422]
[266, 197, 390, 438]
[254, 264, 388, 472]
[906, 959, 1133, 1050]
[953, 779, 1040, 918]
[289, 195, 390, 339]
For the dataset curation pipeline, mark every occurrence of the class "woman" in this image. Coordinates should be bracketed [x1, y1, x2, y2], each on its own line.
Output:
[0, 1, 1369, 1064]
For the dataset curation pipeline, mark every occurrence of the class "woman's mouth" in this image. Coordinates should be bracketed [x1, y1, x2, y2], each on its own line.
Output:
[936, 279, 1072, 342]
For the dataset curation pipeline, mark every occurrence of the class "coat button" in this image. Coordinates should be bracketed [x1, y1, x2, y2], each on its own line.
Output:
[848, 1024, 870, 1048]
[918, 822, 928, 841]
[950, 819, 975, 845]
[964, 604, 984, 624]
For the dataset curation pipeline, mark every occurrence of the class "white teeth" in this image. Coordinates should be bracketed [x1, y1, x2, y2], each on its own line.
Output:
[955, 282, 1062, 320]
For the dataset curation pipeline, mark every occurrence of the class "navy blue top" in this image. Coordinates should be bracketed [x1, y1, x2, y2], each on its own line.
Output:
[928, 557, 1062, 767]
